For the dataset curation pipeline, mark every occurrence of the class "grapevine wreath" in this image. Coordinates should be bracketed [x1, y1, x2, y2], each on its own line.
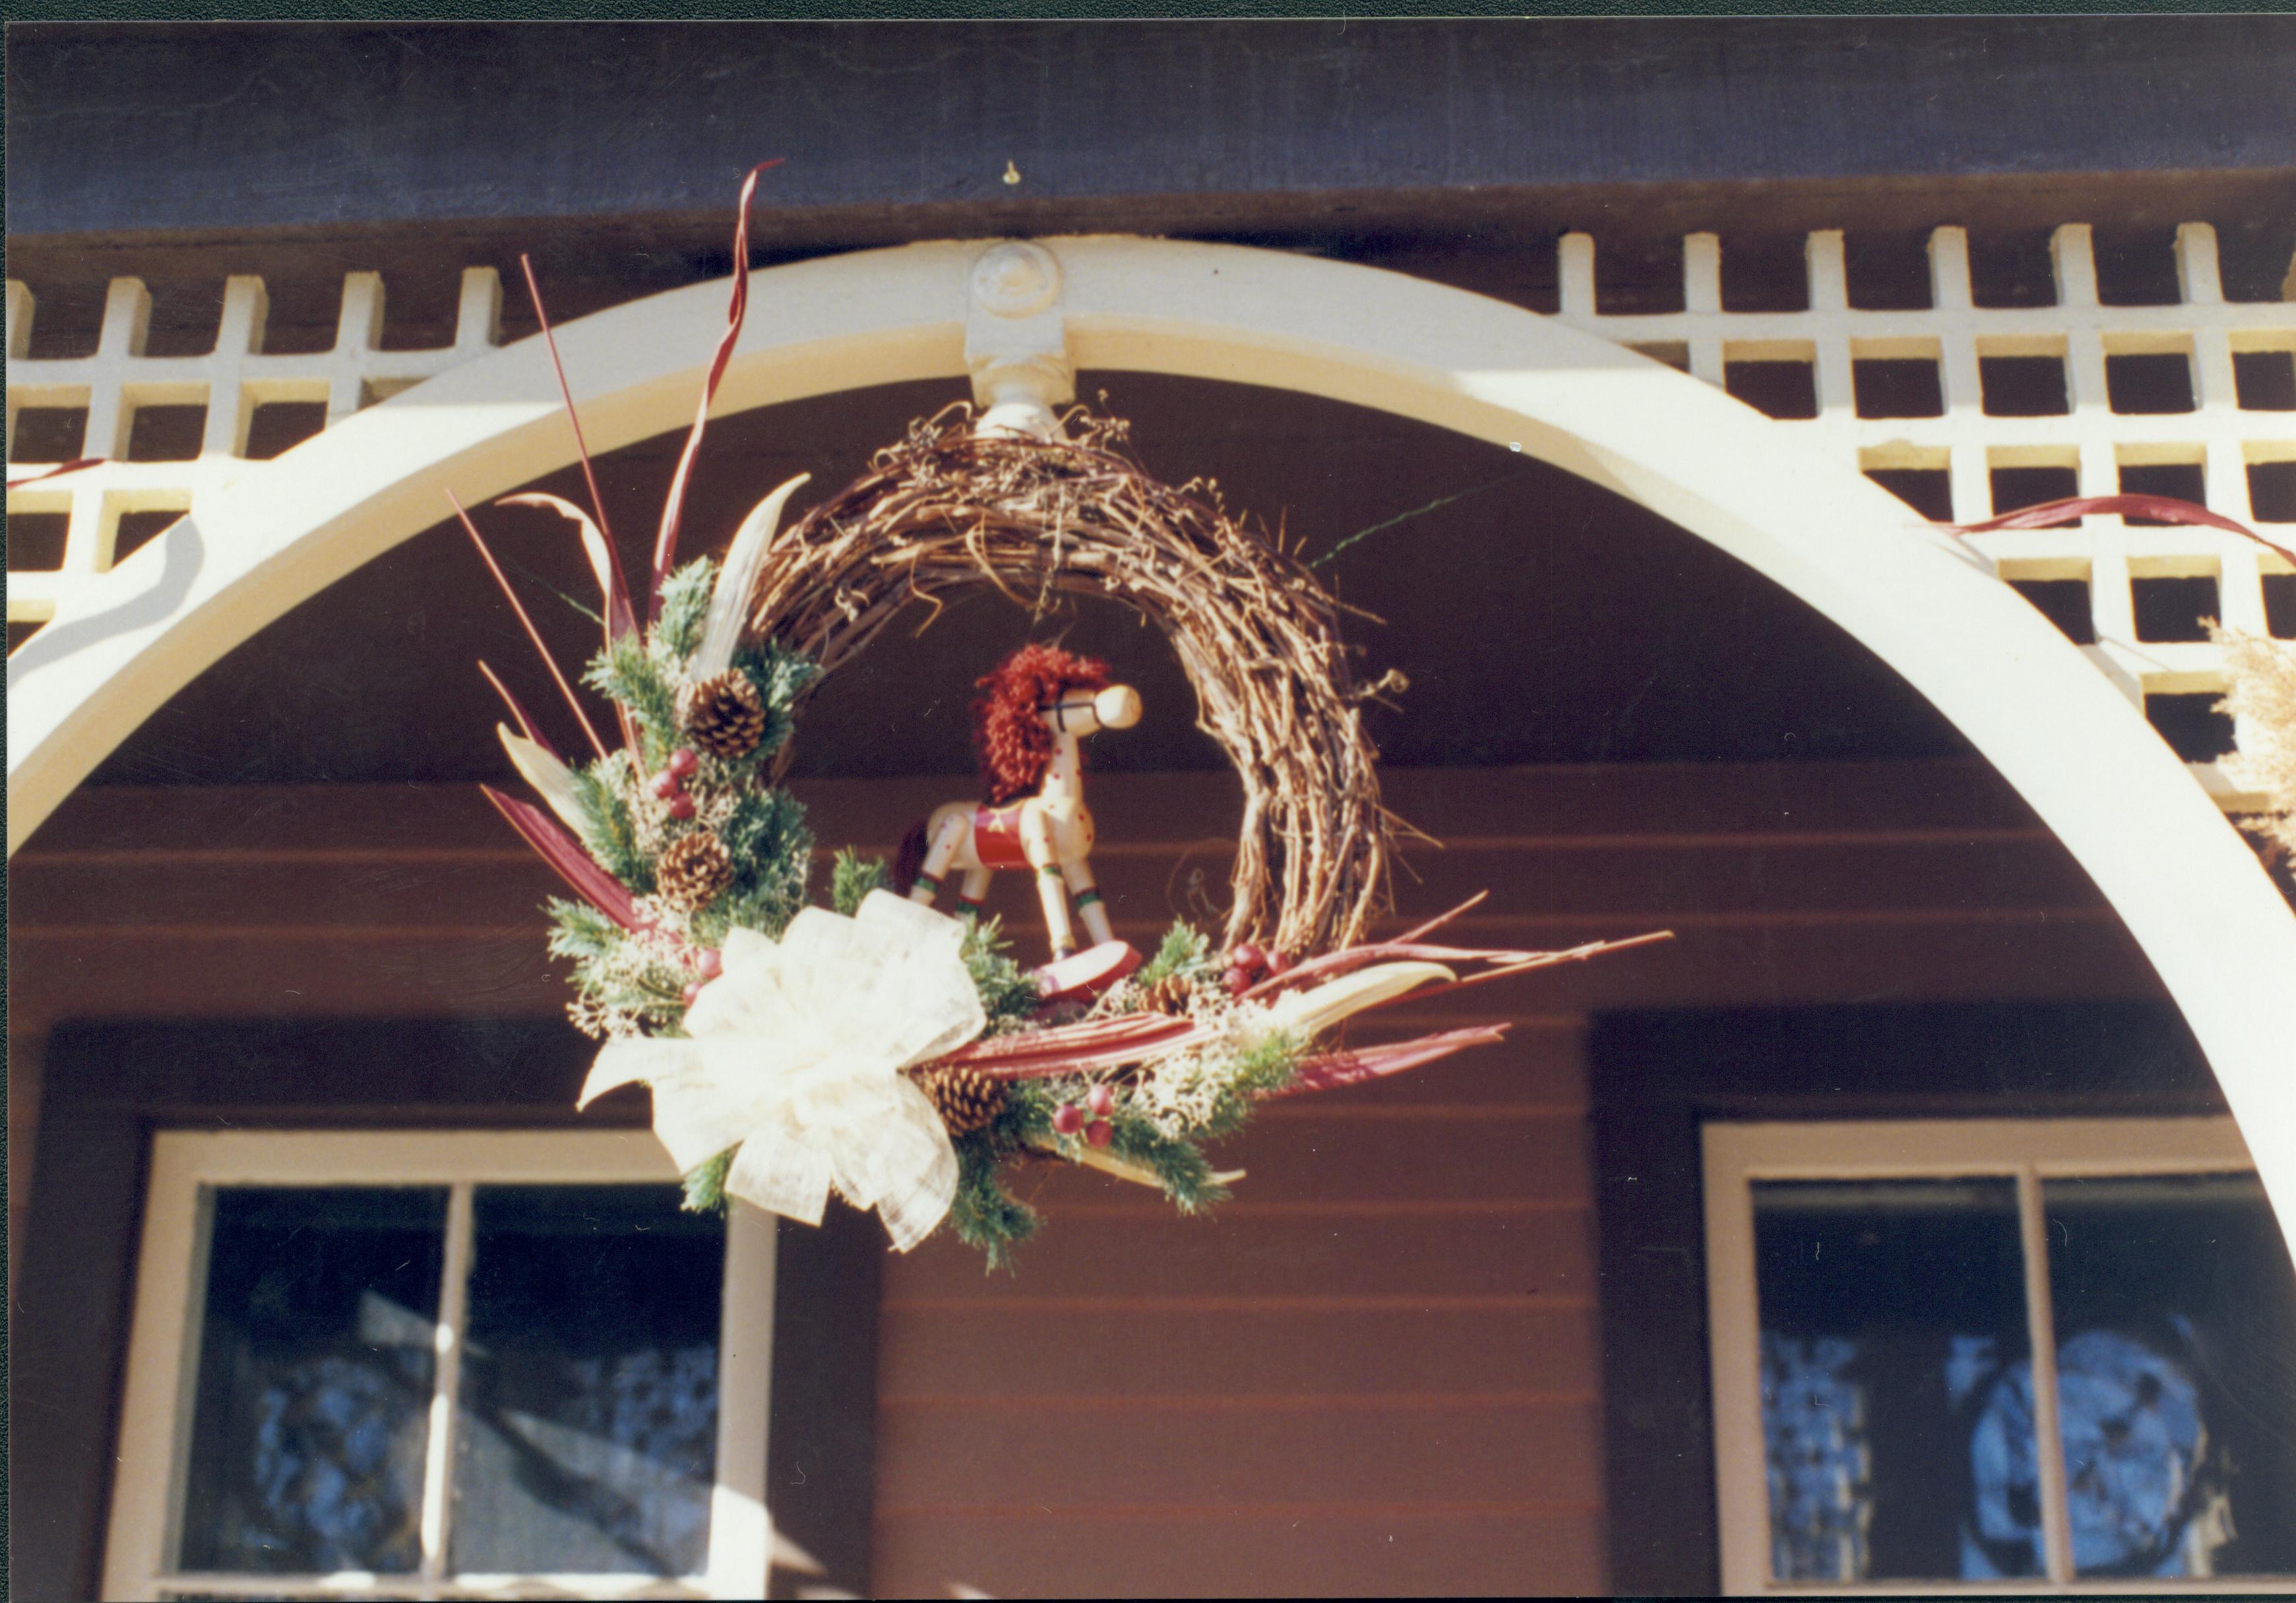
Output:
[464, 168, 1671, 1265]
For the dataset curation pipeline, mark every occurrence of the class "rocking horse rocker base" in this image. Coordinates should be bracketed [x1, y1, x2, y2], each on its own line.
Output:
[898, 646, 1147, 1002]
[1033, 939, 1146, 1004]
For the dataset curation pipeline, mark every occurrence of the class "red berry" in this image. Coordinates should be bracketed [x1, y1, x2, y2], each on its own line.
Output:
[649, 770, 681, 799]
[1084, 1118, 1113, 1148]
[694, 948, 722, 980]
[667, 748, 699, 778]
[1227, 942, 1266, 974]
[1053, 1103, 1085, 1135]
[1225, 965, 1255, 997]
[681, 981, 704, 1006]
[1267, 950, 1295, 975]
[666, 793, 697, 820]
[1086, 1083, 1115, 1117]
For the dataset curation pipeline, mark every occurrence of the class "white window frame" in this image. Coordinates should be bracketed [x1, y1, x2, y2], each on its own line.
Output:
[101, 1130, 778, 1602]
[1704, 1116, 2294, 1598]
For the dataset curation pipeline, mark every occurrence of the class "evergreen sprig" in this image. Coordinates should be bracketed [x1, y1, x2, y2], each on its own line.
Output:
[652, 558, 715, 663]
[949, 1141, 1043, 1270]
[567, 758, 649, 889]
[545, 897, 688, 1034]
[1109, 1108, 1231, 1212]
[697, 787, 812, 945]
[1200, 1030, 1302, 1138]
[946, 1079, 1057, 1269]
[544, 895, 621, 967]
[1136, 919, 1216, 986]
[584, 629, 681, 768]
[682, 1149, 734, 1213]
[735, 639, 818, 762]
[962, 915, 1041, 1025]
[832, 849, 891, 915]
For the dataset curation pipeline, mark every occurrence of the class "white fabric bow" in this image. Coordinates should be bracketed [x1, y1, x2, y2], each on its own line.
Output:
[579, 891, 987, 1251]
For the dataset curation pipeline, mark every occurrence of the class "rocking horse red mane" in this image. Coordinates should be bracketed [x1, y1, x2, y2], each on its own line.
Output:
[972, 643, 1111, 807]
[898, 644, 1146, 1001]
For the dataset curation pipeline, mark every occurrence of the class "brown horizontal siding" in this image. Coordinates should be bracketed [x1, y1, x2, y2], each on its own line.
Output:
[999, 1109, 1588, 1206]
[876, 1299, 1601, 1402]
[7, 907, 2155, 1029]
[887, 1203, 1594, 1301]
[15, 824, 2095, 928]
[7, 928, 561, 1022]
[875, 1505, 1607, 1598]
[12, 760, 2051, 855]
[876, 1397, 1602, 1506]
[11, 762, 2154, 1037]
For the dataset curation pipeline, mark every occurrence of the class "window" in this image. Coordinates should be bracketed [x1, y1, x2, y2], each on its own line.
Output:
[1704, 1120, 2296, 1595]
[102, 1131, 776, 1601]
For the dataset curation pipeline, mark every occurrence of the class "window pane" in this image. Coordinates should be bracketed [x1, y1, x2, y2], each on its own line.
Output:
[1753, 1179, 2034, 1583]
[450, 1185, 724, 1577]
[2045, 1173, 2296, 1580]
[177, 1187, 447, 1575]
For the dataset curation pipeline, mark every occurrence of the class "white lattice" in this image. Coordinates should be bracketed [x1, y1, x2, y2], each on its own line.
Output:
[10, 224, 2295, 805]
[1557, 222, 2296, 807]
[6, 267, 502, 621]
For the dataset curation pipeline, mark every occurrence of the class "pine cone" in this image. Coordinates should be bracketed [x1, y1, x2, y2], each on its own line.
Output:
[914, 1066, 1007, 1137]
[680, 669, 768, 760]
[1136, 973, 1197, 1016]
[656, 829, 735, 911]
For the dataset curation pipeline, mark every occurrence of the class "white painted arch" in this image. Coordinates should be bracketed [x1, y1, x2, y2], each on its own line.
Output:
[10, 235, 2295, 1219]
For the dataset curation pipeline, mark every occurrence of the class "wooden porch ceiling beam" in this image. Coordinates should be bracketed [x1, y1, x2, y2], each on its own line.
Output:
[9, 18, 2296, 249]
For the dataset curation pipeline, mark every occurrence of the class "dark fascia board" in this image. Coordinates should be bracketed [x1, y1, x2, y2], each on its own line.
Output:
[2, 1, 2286, 15]
[8, 18, 2296, 243]
[13, 170, 2296, 299]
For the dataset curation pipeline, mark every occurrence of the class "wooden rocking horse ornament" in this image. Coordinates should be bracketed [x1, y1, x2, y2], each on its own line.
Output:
[899, 645, 1144, 994]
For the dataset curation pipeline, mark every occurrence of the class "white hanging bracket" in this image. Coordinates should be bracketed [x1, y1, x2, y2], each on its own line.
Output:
[966, 241, 1072, 440]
